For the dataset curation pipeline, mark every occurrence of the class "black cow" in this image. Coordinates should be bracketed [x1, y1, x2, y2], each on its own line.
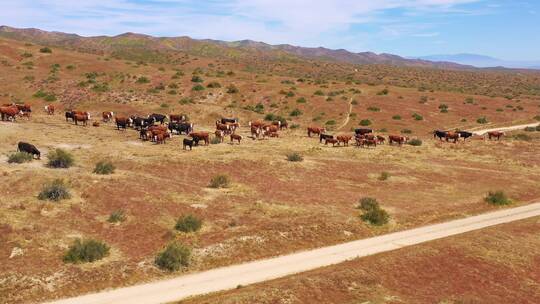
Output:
[65, 111, 75, 122]
[183, 138, 194, 150]
[319, 133, 334, 143]
[149, 113, 167, 124]
[132, 116, 155, 130]
[168, 122, 193, 135]
[221, 117, 238, 124]
[433, 130, 448, 141]
[17, 142, 40, 159]
[354, 128, 373, 136]
[457, 131, 474, 140]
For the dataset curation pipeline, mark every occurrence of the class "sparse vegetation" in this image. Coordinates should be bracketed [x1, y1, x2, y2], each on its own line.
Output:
[155, 242, 191, 271]
[47, 149, 74, 168]
[376, 88, 389, 95]
[39, 47, 52, 53]
[367, 106, 380, 112]
[392, 115, 401, 120]
[38, 179, 71, 201]
[192, 84, 205, 91]
[408, 139, 423, 146]
[286, 152, 303, 162]
[93, 161, 115, 175]
[484, 191, 511, 206]
[378, 171, 390, 181]
[476, 117, 488, 124]
[412, 113, 423, 121]
[359, 119, 372, 126]
[209, 174, 230, 188]
[290, 108, 302, 116]
[7, 152, 33, 164]
[207, 81, 221, 88]
[136, 76, 150, 84]
[108, 209, 127, 223]
[64, 239, 110, 263]
[226, 84, 239, 94]
[357, 197, 389, 226]
[175, 215, 202, 233]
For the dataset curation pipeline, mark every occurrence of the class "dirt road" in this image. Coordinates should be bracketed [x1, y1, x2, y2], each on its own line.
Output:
[45, 202, 540, 304]
[336, 98, 353, 131]
[472, 123, 539, 135]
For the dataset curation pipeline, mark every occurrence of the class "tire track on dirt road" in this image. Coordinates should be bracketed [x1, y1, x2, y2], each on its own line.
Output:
[336, 98, 353, 131]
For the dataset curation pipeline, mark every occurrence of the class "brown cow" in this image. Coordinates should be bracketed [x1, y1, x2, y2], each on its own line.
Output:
[325, 138, 339, 146]
[264, 125, 279, 133]
[154, 132, 166, 144]
[215, 130, 225, 143]
[0, 106, 21, 121]
[445, 132, 460, 143]
[307, 126, 325, 137]
[102, 111, 114, 122]
[231, 133, 242, 144]
[249, 121, 264, 128]
[487, 131, 504, 140]
[170, 114, 187, 123]
[376, 135, 386, 144]
[190, 132, 210, 146]
[362, 139, 378, 148]
[216, 122, 231, 134]
[73, 113, 89, 126]
[15, 104, 31, 113]
[389, 135, 408, 145]
[45, 104, 55, 115]
[251, 126, 261, 139]
[226, 122, 240, 132]
[337, 135, 352, 146]
[115, 116, 131, 130]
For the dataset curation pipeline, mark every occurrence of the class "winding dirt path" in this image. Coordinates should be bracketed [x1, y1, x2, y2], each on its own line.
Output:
[336, 98, 353, 131]
[45, 203, 540, 304]
[471, 122, 539, 135]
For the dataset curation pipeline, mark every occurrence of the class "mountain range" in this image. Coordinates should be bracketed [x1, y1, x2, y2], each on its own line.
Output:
[416, 54, 540, 69]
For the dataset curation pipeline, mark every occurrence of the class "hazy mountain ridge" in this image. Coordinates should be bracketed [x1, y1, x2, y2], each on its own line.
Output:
[417, 53, 540, 69]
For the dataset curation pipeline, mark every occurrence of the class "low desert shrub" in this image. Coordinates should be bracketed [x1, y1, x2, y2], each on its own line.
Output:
[358, 197, 379, 211]
[359, 119, 372, 126]
[192, 84, 205, 91]
[412, 113, 423, 121]
[290, 108, 302, 116]
[93, 161, 115, 175]
[64, 239, 110, 263]
[175, 215, 202, 233]
[378, 171, 390, 181]
[38, 179, 70, 201]
[361, 208, 390, 226]
[286, 152, 303, 162]
[209, 174, 230, 188]
[47, 148, 74, 168]
[484, 191, 511, 206]
[108, 209, 126, 223]
[155, 242, 191, 271]
[408, 139, 423, 146]
[476, 117, 488, 124]
[7, 152, 33, 164]
[392, 115, 401, 120]
[39, 47, 52, 53]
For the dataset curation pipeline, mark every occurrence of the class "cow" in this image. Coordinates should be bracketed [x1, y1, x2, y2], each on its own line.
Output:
[1, 106, 22, 121]
[131, 116, 154, 129]
[376, 135, 386, 145]
[44, 104, 55, 115]
[189, 132, 210, 146]
[149, 113, 167, 124]
[457, 131, 474, 140]
[154, 132, 166, 144]
[169, 122, 193, 135]
[226, 122, 240, 132]
[389, 135, 409, 146]
[249, 121, 264, 129]
[319, 133, 334, 143]
[337, 135, 352, 146]
[445, 132, 460, 143]
[102, 111, 114, 122]
[487, 131, 504, 141]
[214, 130, 225, 143]
[65, 111, 75, 122]
[231, 133, 242, 144]
[221, 117, 238, 124]
[355, 128, 373, 136]
[250, 126, 261, 139]
[263, 130, 278, 138]
[325, 138, 339, 146]
[15, 104, 31, 113]
[183, 138, 194, 150]
[271, 121, 282, 129]
[433, 130, 448, 141]
[308, 126, 325, 137]
[73, 113, 89, 126]
[140, 129, 151, 141]
[169, 114, 187, 123]
[263, 125, 279, 133]
[115, 116, 131, 130]
[216, 122, 231, 134]
[17, 142, 40, 159]
[360, 138, 378, 148]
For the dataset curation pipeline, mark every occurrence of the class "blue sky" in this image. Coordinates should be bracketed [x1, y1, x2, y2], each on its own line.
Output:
[1, 0, 539, 60]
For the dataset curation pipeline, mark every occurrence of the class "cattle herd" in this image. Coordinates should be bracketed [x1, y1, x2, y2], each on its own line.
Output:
[1, 103, 518, 159]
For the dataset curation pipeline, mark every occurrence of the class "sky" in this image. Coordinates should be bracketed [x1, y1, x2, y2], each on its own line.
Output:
[1, 0, 539, 61]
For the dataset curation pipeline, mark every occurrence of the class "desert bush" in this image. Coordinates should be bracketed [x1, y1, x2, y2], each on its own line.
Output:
[210, 137, 222, 145]
[155, 242, 191, 271]
[108, 209, 126, 223]
[175, 215, 202, 233]
[476, 117, 488, 124]
[8, 152, 33, 164]
[513, 133, 531, 141]
[286, 152, 303, 162]
[64, 239, 110, 263]
[296, 97, 307, 103]
[313, 90, 324, 96]
[419, 96, 428, 103]
[358, 197, 379, 211]
[226, 84, 239, 94]
[136, 76, 150, 84]
[392, 115, 401, 120]
[378, 171, 390, 181]
[40, 47, 52, 53]
[44, 93, 57, 102]
[192, 84, 205, 91]
[21, 52, 33, 58]
[179, 97, 194, 105]
[207, 81, 221, 88]
[209, 174, 230, 188]
[376, 88, 389, 95]
[536, 125, 540, 132]
[325, 120, 336, 126]
[38, 179, 70, 201]
[361, 208, 390, 226]
[484, 191, 511, 206]
[290, 108, 302, 116]
[367, 106, 380, 112]
[359, 119, 372, 126]
[408, 139, 423, 146]
[191, 75, 203, 83]
[412, 113, 423, 121]
[93, 161, 115, 175]
[47, 149, 74, 168]
[534, 115, 540, 121]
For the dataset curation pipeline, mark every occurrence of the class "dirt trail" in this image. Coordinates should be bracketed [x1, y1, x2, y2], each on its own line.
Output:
[336, 98, 353, 131]
[45, 202, 540, 304]
[472, 123, 539, 135]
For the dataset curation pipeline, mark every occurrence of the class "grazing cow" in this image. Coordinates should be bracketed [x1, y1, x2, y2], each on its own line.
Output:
[457, 131, 473, 140]
[183, 138, 194, 150]
[226, 122, 240, 132]
[169, 122, 193, 135]
[17, 142, 40, 159]
[139, 129, 151, 141]
[115, 116, 131, 130]
[1, 106, 22, 121]
[445, 132, 460, 143]
[433, 130, 448, 141]
[216, 122, 231, 134]
[376, 135, 386, 145]
[73, 113, 89, 126]
[102, 111, 114, 122]
[389, 135, 409, 146]
[319, 133, 334, 143]
[221, 117, 238, 124]
[149, 113, 167, 124]
[263, 125, 279, 133]
[250, 126, 261, 139]
[189, 132, 210, 146]
[308, 126, 325, 137]
[15, 104, 31, 114]
[249, 120, 264, 129]
[271, 121, 282, 129]
[231, 133, 242, 144]
[44, 104, 55, 115]
[169, 114, 187, 123]
[325, 138, 339, 146]
[279, 120, 288, 130]
[154, 133, 166, 144]
[263, 130, 278, 138]
[214, 130, 225, 143]
[132, 116, 154, 129]
[337, 135, 352, 146]
[354, 128, 373, 136]
[361, 139, 378, 148]
[487, 131, 505, 140]
[65, 111, 75, 122]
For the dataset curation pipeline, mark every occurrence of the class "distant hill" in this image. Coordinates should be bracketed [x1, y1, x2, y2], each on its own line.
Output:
[416, 53, 540, 69]
[0, 25, 470, 69]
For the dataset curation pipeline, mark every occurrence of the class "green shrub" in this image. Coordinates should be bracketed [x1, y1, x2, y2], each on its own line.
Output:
[40, 47, 52, 53]
[367, 106, 380, 112]
[8, 152, 33, 164]
[47, 149, 74, 168]
[108, 209, 126, 223]
[477, 117, 488, 124]
[64, 239, 110, 263]
[33, 90, 47, 98]
[93, 161, 115, 175]
[191, 75, 203, 82]
[207, 81, 221, 88]
[325, 120, 336, 126]
[210, 137, 222, 145]
[38, 179, 71, 201]
[286, 152, 303, 162]
[175, 215, 202, 233]
[226, 84, 239, 94]
[136, 76, 150, 84]
[313, 90, 324, 96]
[361, 208, 389, 226]
[290, 108, 302, 116]
[44, 93, 57, 102]
[392, 115, 401, 120]
[412, 113, 423, 121]
[155, 242, 191, 271]
[534, 115, 540, 121]
[359, 119, 372, 126]
[408, 139, 423, 146]
[209, 174, 230, 188]
[358, 197, 379, 211]
[378, 172, 390, 181]
[179, 97, 194, 105]
[21, 52, 33, 58]
[484, 191, 511, 206]
[296, 97, 307, 103]
[192, 84, 205, 91]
